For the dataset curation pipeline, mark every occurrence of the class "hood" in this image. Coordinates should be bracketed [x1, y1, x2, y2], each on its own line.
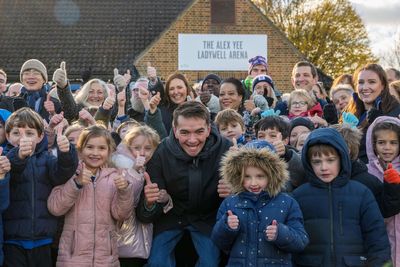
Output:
[165, 124, 225, 162]
[302, 128, 351, 187]
[220, 148, 288, 197]
[366, 116, 400, 180]
[366, 116, 400, 163]
[0, 109, 11, 125]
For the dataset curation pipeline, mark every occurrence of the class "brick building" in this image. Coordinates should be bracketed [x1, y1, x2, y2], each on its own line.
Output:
[0, 0, 305, 92]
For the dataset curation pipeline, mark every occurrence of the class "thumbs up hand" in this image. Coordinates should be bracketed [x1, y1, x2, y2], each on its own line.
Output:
[384, 163, 400, 184]
[18, 136, 34, 159]
[113, 68, 126, 92]
[143, 172, 160, 207]
[218, 179, 232, 198]
[114, 169, 129, 190]
[227, 210, 239, 230]
[123, 69, 132, 85]
[44, 91, 56, 116]
[147, 62, 157, 82]
[102, 88, 116, 110]
[53, 61, 68, 89]
[149, 92, 161, 114]
[49, 111, 65, 130]
[135, 152, 146, 172]
[75, 162, 92, 187]
[266, 220, 278, 241]
[56, 123, 70, 153]
[0, 147, 11, 179]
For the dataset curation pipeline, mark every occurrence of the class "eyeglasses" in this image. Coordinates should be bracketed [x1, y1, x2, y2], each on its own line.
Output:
[291, 101, 307, 107]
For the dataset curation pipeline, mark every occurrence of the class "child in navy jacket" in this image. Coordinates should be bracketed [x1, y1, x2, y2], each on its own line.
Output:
[211, 148, 308, 266]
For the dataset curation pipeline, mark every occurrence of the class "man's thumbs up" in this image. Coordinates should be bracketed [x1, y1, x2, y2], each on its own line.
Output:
[53, 61, 68, 89]
[227, 210, 239, 230]
[266, 220, 278, 241]
[143, 172, 160, 207]
[384, 163, 400, 184]
[113, 68, 126, 92]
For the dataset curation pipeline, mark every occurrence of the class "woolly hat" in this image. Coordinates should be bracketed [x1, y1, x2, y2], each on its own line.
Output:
[244, 140, 275, 152]
[20, 59, 48, 83]
[289, 117, 315, 133]
[329, 84, 354, 100]
[0, 109, 11, 125]
[202, 73, 221, 85]
[252, 74, 274, 92]
[220, 148, 288, 196]
[248, 55, 268, 75]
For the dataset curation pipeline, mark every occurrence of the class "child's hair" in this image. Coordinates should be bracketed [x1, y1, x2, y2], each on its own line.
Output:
[254, 116, 290, 139]
[330, 124, 362, 161]
[122, 125, 160, 149]
[214, 109, 244, 130]
[64, 123, 85, 138]
[372, 121, 400, 153]
[288, 89, 315, 111]
[5, 107, 44, 135]
[116, 119, 141, 136]
[76, 125, 116, 154]
[307, 144, 339, 161]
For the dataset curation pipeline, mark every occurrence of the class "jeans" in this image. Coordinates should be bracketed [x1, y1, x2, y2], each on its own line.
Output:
[147, 225, 220, 267]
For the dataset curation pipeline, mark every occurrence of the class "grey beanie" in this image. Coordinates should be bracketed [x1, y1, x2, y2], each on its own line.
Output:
[20, 59, 48, 83]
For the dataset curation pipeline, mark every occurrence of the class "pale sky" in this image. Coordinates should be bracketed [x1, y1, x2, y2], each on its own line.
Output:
[349, 0, 400, 65]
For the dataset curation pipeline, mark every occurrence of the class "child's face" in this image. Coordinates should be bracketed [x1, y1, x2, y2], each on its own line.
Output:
[257, 127, 283, 143]
[129, 135, 155, 164]
[375, 130, 399, 163]
[66, 129, 82, 146]
[254, 82, 271, 96]
[219, 122, 244, 141]
[243, 166, 268, 194]
[295, 133, 309, 152]
[0, 123, 5, 145]
[290, 97, 308, 116]
[290, 125, 311, 146]
[119, 125, 133, 140]
[81, 136, 110, 173]
[310, 152, 340, 183]
[6, 126, 43, 148]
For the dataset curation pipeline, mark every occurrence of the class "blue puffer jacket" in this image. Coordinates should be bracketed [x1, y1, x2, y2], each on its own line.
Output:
[292, 128, 391, 267]
[211, 191, 309, 267]
[0, 173, 10, 265]
[4, 136, 78, 241]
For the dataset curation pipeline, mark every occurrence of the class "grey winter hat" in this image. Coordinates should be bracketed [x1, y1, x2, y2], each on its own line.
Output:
[20, 59, 48, 83]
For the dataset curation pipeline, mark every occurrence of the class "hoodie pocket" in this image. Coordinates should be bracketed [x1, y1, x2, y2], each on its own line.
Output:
[342, 255, 367, 266]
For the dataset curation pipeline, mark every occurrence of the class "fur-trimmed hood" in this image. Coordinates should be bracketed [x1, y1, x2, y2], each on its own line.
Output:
[220, 148, 289, 197]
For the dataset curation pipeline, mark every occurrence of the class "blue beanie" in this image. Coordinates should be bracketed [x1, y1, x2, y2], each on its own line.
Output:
[252, 75, 274, 92]
[244, 140, 276, 152]
[0, 109, 11, 125]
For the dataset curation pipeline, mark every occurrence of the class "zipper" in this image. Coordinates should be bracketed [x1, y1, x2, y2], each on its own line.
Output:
[92, 175, 97, 267]
[31, 158, 35, 239]
[328, 183, 336, 266]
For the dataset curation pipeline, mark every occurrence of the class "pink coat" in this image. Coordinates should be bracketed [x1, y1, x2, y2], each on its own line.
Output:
[112, 143, 152, 258]
[48, 167, 134, 267]
[366, 116, 400, 266]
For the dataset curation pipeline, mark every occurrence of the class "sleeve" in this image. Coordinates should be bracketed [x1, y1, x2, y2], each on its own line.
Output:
[94, 106, 113, 127]
[360, 188, 392, 266]
[271, 197, 309, 253]
[144, 108, 168, 140]
[56, 84, 80, 123]
[47, 177, 81, 216]
[210, 198, 240, 253]
[285, 149, 306, 190]
[48, 144, 79, 186]
[380, 182, 400, 218]
[111, 172, 134, 221]
[0, 173, 10, 212]
[6, 147, 28, 175]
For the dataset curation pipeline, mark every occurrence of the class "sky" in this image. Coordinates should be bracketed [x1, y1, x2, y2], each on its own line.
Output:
[349, 0, 400, 65]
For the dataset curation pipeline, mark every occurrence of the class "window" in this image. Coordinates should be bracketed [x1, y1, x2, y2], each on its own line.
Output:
[211, 0, 235, 25]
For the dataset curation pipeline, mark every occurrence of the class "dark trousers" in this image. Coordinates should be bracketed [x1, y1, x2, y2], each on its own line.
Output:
[4, 244, 52, 267]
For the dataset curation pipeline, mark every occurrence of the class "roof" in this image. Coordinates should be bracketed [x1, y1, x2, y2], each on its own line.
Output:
[0, 0, 193, 81]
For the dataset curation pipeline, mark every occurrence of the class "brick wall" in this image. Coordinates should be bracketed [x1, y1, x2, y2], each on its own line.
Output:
[135, 0, 304, 93]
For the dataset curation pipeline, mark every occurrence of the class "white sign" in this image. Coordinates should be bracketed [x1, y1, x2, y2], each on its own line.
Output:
[178, 34, 267, 71]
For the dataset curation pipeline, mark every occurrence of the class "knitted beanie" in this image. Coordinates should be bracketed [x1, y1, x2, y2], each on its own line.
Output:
[252, 74, 274, 92]
[248, 55, 268, 75]
[20, 59, 48, 83]
[202, 73, 221, 85]
[289, 117, 315, 133]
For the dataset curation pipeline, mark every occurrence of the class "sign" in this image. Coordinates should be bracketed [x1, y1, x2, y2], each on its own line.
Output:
[178, 34, 267, 71]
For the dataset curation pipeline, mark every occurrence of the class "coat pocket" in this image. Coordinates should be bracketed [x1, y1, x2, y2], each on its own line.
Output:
[342, 255, 367, 266]
[70, 230, 76, 256]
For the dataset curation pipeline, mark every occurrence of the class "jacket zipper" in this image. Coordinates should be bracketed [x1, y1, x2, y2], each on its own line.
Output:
[338, 202, 343, 235]
[92, 177, 97, 267]
[328, 183, 336, 266]
[31, 160, 35, 239]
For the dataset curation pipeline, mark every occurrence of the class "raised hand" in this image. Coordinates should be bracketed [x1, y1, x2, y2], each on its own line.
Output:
[123, 69, 132, 85]
[56, 123, 70, 153]
[229, 138, 239, 152]
[244, 99, 256, 112]
[157, 189, 170, 204]
[18, 136, 34, 159]
[384, 163, 400, 184]
[143, 172, 160, 207]
[227, 210, 239, 230]
[53, 61, 68, 89]
[0, 147, 11, 179]
[102, 89, 115, 110]
[117, 88, 126, 108]
[79, 109, 96, 126]
[113, 68, 126, 92]
[49, 111, 65, 129]
[44, 92, 56, 116]
[75, 162, 92, 187]
[114, 169, 129, 190]
[149, 92, 161, 114]
[266, 220, 278, 241]
[135, 151, 146, 173]
[147, 62, 157, 83]
[218, 179, 232, 198]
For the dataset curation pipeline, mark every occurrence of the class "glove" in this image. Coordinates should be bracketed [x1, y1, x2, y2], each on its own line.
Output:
[367, 108, 383, 124]
[323, 103, 338, 125]
[113, 68, 126, 92]
[384, 163, 400, 184]
[261, 109, 280, 118]
[342, 112, 359, 128]
[244, 76, 253, 91]
[52, 61, 68, 89]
